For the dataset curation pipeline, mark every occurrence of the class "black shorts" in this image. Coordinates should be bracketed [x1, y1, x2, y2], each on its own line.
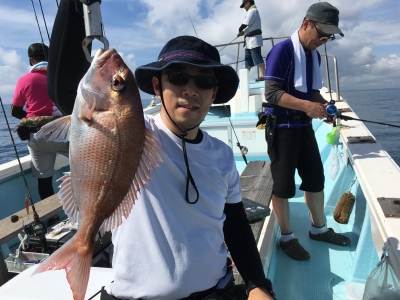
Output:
[267, 125, 324, 198]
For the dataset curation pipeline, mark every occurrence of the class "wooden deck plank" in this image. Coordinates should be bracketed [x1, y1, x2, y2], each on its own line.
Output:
[234, 160, 273, 284]
[0, 194, 62, 246]
[240, 160, 273, 242]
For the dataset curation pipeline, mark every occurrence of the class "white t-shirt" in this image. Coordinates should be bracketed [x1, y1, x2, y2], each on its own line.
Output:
[242, 6, 263, 49]
[105, 113, 242, 300]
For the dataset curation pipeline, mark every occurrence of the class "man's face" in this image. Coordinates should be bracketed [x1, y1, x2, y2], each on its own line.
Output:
[243, 1, 251, 11]
[152, 64, 219, 138]
[303, 19, 334, 50]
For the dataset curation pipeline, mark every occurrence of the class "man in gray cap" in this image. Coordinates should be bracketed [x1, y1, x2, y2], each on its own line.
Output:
[262, 2, 349, 261]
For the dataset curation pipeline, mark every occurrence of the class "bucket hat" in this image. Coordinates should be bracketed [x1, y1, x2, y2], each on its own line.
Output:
[28, 43, 49, 57]
[305, 2, 344, 37]
[135, 35, 239, 104]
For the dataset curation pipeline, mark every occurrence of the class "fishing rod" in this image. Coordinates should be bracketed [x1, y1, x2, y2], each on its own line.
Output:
[186, 9, 198, 38]
[336, 112, 400, 128]
[0, 97, 37, 216]
[0, 97, 49, 252]
[223, 105, 248, 165]
[183, 13, 249, 163]
[219, 35, 240, 53]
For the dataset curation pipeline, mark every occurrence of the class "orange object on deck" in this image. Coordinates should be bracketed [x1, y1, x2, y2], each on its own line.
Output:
[25, 198, 29, 215]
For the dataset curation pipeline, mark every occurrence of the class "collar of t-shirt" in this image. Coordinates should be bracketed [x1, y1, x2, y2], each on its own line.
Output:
[249, 5, 256, 10]
[173, 129, 203, 144]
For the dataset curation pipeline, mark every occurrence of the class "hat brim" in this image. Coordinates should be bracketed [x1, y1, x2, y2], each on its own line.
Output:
[240, 3, 245, 8]
[135, 60, 239, 104]
[317, 23, 344, 37]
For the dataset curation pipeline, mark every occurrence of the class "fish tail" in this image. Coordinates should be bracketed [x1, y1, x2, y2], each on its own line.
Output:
[32, 237, 93, 300]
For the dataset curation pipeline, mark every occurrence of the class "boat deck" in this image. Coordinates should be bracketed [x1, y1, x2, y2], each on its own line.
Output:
[264, 119, 380, 300]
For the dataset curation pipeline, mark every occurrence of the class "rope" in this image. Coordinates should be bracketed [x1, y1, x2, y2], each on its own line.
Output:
[158, 77, 200, 204]
[38, 0, 51, 41]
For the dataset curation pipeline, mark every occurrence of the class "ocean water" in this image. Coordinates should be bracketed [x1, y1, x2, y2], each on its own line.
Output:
[1, 89, 400, 166]
[341, 88, 400, 166]
[0, 98, 153, 165]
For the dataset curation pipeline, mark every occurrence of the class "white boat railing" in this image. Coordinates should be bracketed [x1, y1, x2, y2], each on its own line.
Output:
[214, 36, 342, 101]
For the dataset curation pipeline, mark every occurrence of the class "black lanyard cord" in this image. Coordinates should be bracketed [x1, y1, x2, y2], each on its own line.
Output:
[158, 77, 200, 204]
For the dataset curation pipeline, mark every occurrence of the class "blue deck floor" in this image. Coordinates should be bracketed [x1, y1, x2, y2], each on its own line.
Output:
[260, 120, 379, 300]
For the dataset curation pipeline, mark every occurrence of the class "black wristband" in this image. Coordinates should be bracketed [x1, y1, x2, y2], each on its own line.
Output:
[246, 278, 277, 299]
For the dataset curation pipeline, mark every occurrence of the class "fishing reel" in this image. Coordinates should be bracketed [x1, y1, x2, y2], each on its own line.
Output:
[325, 100, 337, 123]
[11, 215, 49, 253]
[27, 220, 48, 253]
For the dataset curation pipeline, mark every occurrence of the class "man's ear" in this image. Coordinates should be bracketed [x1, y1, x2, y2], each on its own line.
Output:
[152, 76, 161, 97]
[212, 86, 219, 103]
[303, 18, 312, 30]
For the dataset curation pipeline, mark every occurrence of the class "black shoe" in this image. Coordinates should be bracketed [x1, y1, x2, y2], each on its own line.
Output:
[309, 228, 350, 246]
[255, 77, 265, 82]
[280, 238, 310, 261]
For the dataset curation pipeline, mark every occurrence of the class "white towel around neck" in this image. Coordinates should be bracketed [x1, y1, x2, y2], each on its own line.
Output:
[291, 29, 322, 93]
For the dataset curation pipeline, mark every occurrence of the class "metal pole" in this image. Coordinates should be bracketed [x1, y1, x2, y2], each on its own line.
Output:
[333, 57, 340, 101]
[236, 43, 240, 73]
[324, 55, 331, 93]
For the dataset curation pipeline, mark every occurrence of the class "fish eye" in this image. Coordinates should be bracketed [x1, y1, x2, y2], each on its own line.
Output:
[111, 75, 125, 91]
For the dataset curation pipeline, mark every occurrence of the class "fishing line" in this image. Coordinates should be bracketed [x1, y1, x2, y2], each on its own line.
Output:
[0, 96, 42, 222]
[186, 9, 198, 38]
[37, 0, 51, 42]
[29, 0, 48, 61]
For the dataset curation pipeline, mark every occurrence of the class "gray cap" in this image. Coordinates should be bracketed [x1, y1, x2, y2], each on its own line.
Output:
[305, 2, 344, 37]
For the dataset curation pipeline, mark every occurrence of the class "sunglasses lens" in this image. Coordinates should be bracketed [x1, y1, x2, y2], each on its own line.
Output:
[195, 75, 218, 89]
[167, 71, 189, 85]
[319, 35, 335, 42]
[166, 71, 217, 89]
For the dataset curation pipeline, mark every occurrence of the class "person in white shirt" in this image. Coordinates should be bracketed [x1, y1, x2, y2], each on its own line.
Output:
[238, 0, 265, 81]
[102, 36, 276, 300]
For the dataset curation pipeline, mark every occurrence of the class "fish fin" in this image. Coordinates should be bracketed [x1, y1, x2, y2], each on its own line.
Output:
[32, 237, 93, 300]
[102, 128, 165, 231]
[57, 172, 80, 223]
[35, 115, 71, 142]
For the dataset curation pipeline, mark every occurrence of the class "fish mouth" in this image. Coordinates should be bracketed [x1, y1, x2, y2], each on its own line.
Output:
[92, 48, 118, 68]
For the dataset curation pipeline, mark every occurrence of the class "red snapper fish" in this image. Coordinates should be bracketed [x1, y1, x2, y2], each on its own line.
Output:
[33, 48, 164, 300]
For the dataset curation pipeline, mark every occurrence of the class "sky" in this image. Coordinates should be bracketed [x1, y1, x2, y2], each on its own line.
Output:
[0, 0, 399, 104]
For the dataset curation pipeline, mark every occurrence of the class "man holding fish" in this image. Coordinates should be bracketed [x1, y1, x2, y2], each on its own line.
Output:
[33, 1, 276, 299]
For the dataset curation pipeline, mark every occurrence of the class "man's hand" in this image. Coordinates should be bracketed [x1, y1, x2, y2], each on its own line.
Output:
[248, 287, 275, 299]
[238, 31, 244, 36]
[304, 102, 328, 119]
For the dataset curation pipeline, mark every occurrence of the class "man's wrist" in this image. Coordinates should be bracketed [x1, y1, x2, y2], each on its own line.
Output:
[246, 278, 276, 299]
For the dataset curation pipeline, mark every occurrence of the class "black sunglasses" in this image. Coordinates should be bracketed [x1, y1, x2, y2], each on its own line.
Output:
[311, 21, 336, 42]
[164, 71, 218, 90]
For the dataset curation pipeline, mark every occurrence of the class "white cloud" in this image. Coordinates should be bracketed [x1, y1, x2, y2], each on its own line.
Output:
[0, 0, 399, 103]
[0, 47, 29, 101]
